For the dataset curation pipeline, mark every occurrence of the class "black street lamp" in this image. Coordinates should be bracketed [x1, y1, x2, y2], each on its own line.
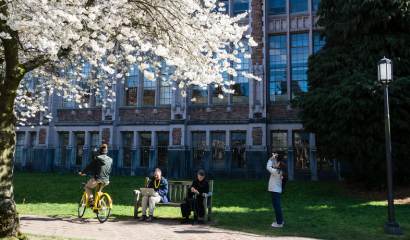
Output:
[377, 57, 402, 235]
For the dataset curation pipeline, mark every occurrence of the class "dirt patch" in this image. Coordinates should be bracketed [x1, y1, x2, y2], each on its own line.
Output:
[338, 182, 410, 204]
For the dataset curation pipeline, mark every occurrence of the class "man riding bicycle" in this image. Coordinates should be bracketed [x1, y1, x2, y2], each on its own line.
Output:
[78, 144, 113, 207]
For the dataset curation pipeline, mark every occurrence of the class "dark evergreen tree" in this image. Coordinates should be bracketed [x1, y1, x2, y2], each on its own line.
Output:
[291, 0, 410, 174]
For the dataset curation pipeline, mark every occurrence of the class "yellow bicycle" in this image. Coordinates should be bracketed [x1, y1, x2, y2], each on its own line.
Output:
[78, 174, 113, 223]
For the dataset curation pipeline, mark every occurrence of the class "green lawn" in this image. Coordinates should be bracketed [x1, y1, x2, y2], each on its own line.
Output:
[14, 172, 409, 240]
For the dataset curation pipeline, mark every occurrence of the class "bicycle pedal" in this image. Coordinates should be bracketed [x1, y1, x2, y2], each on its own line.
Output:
[93, 210, 99, 214]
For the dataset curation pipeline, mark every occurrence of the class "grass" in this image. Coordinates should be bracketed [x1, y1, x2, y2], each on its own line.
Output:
[25, 233, 88, 240]
[14, 172, 410, 240]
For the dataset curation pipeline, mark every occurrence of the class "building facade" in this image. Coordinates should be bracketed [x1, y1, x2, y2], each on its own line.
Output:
[14, 0, 341, 181]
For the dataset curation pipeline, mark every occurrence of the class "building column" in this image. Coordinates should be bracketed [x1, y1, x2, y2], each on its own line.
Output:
[22, 131, 30, 168]
[82, 131, 91, 169]
[225, 131, 231, 173]
[287, 129, 294, 180]
[149, 131, 157, 171]
[66, 131, 74, 170]
[131, 131, 138, 171]
[310, 133, 317, 181]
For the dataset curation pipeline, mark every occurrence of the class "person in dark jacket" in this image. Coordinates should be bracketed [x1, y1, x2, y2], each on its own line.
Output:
[139, 168, 169, 222]
[180, 170, 209, 225]
[78, 144, 113, 207]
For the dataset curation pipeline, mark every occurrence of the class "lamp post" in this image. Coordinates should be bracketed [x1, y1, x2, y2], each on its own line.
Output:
[377, 57, 402, 235]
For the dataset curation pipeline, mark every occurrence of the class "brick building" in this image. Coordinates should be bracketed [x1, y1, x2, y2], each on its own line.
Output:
[14, 0, 340, 181]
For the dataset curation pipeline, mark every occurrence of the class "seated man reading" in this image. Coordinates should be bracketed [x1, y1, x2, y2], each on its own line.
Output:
[139, 168, 169, 222]
[180, 170, 209, 225]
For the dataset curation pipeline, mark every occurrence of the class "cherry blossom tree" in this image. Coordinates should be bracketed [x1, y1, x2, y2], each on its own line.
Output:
[0, 0, 258, 236]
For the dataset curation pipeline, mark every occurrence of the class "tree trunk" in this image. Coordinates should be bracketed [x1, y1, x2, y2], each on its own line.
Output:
[0, 108, 20, 237]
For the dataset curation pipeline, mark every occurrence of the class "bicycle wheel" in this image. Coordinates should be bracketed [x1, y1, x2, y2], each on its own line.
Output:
[78, 194, 86, 218]
[96, 195, 111, 223]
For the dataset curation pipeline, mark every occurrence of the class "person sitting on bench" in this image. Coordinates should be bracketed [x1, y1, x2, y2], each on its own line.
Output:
[138, 168, 169, 222]
[180, 170, 209, 225]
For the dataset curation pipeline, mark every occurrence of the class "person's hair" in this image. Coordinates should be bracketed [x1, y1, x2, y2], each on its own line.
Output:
[99, 144, 108, 154]
[197, 170, 205, 177]
[277, 161, 288, 193]
[154, 168, 161, 173]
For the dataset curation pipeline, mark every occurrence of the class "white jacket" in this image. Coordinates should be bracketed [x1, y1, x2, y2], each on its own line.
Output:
[267, 160, 283, 193]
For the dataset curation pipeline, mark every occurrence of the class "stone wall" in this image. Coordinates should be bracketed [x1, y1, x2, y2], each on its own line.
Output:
[57, 109, 102, 122]
[252, 127, 263, 145]
[251, 0, 263, 65]
[172, 128, 182, 145]
[267, 105, 300, 119]
[39, 129, 47, 144]
[119, 108, 171, 121]
[189, 106, 249, 120]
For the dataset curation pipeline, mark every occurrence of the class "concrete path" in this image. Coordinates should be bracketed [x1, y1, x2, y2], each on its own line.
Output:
[21, 215, 318, 240]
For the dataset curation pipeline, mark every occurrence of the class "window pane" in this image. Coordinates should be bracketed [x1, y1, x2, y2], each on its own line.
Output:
[212, 45, 229, 104]
[158, 133, 169, 167]
[143, 65, 155, 106]
[14, 133, 25, 164]
[291, 33, 309, 97]
[270, 35, 287, 101]
[269, 0, 286, 15]
[160, 61, 172, 105]
[193, 85, 208, 104]
[233, 39, 249, 103]
[78, 61, 92, 105]
[314, 33, 325, 53]
[272, 132, 287, 162]
[291, 0, 308, 12]
[122, 133, 133, 167]
[140, 133, 151, 167]
[233, 0, 249, 17]
[294, 132, 310, 171]
[74, 133, 85, 165]
[212, 133, 226, 169]
[232, 133, 246, 169]
[215, 0, 229, 14]
[90, 133, 99, 160]
[125, 64, 139, 106]
[58, 133, 69, 165]
[317, 147, 333, 171]
[192, 133, 206, 168]
[30, 133, 36, 164]
[313, 0, 321, 11]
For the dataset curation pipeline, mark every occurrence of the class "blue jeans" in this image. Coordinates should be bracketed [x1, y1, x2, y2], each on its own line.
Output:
[270, 192, 283, 224]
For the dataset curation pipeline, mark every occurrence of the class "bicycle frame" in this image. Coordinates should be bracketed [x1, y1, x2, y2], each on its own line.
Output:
[80, 176, 113, 210]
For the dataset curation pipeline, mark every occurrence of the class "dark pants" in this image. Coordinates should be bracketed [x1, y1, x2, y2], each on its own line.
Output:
[270, 192, 283, 224]
[181, 201, 198, 220]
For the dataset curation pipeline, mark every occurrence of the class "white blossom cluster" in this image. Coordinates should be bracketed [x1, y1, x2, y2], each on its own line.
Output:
[3, 0, 260, 124]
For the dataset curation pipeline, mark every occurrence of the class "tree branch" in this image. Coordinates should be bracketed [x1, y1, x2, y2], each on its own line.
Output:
[21, 47, 72, 73]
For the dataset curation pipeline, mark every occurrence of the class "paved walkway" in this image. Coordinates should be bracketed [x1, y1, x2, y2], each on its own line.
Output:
[21, 215, 318, 240]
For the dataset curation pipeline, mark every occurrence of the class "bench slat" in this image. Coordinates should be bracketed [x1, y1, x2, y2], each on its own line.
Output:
[167, 181, 191, 185]
[183, 185, 187, 199]
[180, 185, 183, 202]
[174, 186, 177, 202]
[169, 184, 172, 202]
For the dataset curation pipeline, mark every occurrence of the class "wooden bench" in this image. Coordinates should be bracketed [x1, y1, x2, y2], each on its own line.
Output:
[134, 177, 214, 223]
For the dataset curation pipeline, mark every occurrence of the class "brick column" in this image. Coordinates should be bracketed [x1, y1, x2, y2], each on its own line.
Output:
[251, 0, 264, 65]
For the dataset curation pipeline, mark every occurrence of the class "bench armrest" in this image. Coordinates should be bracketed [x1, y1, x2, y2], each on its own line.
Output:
[134, 190, 141, 195]
[202, 192, 212, 197]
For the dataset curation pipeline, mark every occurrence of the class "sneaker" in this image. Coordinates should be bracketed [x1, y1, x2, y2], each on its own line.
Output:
[272, 222, 284, 228]
[88, 199, 95, 208]
[193, 220, 199, 225]
[271, 221, 284, 227]
[138, 215, 146, 221]
[146, 216, 153, 222]
[180, 218, 190, 224]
